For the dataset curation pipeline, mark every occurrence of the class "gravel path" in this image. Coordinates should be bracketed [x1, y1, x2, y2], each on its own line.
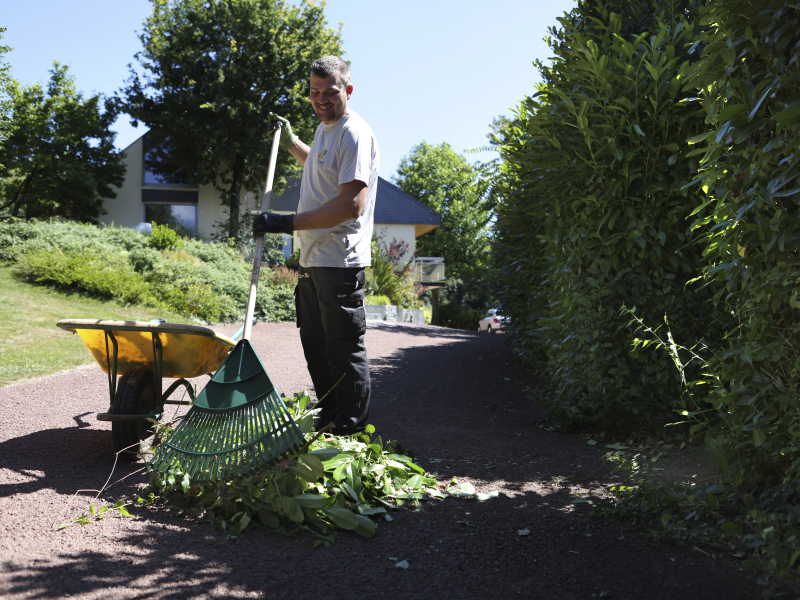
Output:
[0, 321, 759, 599]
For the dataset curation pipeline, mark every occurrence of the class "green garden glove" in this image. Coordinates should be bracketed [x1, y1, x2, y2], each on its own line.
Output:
[267, 112, 299, 150]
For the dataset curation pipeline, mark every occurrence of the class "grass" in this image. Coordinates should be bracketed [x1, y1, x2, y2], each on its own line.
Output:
[0, 263, 191, 387]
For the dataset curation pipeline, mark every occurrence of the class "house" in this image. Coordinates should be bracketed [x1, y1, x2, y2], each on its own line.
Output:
[101, 132, 444, 283]
[268, 177, 441, 268]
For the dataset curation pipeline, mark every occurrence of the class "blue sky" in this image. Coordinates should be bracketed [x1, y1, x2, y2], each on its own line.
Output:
[3, 0, 576, 179]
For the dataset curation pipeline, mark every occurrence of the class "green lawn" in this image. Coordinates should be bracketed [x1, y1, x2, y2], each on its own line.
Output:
[0, 264, 191, 387]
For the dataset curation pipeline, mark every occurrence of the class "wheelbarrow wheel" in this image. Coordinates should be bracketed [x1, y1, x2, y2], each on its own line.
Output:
[112, 368, 159, 462]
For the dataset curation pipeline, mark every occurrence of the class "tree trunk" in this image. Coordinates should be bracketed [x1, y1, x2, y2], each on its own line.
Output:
[431, 288, 440, 326]
[227, 156, 245, 241]
[5, 174, 34, 217]
[227, 179, 241, 241]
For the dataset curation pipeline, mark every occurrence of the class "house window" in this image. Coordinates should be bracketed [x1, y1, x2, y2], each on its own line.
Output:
[282, 234, 293, 259]
[143, 204, 197, 237]
[142, 132, 197, 186]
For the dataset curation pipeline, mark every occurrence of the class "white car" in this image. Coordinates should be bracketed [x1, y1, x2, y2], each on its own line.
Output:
[478, 309, 505, 333]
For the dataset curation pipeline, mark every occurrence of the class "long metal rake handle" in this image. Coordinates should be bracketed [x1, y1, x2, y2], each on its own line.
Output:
[243, 123, 283, 342]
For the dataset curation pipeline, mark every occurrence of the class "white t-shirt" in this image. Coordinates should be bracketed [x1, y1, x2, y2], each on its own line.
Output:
[297, 110, 380, 268]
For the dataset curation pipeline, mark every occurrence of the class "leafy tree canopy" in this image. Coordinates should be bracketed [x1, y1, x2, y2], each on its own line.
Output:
[122, 0, 344, 241]
[392, 141, 493, 282]
[0, 62, 125, 222]
[0, 27, 12, 148]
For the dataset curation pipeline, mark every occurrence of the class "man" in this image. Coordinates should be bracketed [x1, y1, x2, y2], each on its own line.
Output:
[253, 56, 379, 434]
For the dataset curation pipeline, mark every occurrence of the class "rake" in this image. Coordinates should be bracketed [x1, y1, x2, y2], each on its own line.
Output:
[149, 122, 305, 482]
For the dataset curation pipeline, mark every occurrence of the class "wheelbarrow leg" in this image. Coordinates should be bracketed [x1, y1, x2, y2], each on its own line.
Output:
[104, 331, 119, 410]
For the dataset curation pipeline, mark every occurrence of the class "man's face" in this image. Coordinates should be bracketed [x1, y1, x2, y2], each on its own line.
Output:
[309, 73, 352, 124]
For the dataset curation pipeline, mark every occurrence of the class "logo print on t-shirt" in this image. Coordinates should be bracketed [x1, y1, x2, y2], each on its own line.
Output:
[316, 149, 328, 165]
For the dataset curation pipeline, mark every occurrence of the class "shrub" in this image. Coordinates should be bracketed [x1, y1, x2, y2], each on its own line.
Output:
[264, 265, 298, 288]
[683, 0, 800, 487]
[495, 0, 719, 434]
[364, 242, 419, 309]
[438, 303, 483, 331]
[285, 247, 300, 269]
[0, 220, 296, 323]
[16, 247, 154, 305]
[147, 223, 184, 251]
[365, 294, 391, 306]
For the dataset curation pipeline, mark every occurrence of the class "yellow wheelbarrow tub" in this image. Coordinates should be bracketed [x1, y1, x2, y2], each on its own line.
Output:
[57, 319, 236, 379]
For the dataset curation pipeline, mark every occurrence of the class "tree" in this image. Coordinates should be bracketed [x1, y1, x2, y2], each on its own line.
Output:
[122, 0, 344, 241]
[393, 141, 493, 323]
[0, 27, 12, 148]
[0, 63, 125, 222]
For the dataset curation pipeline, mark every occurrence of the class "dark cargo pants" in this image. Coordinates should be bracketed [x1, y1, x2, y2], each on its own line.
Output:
[295, 266, 370, 433]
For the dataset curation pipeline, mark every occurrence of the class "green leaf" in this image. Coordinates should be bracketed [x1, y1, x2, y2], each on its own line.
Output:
[292, 461, 321, 483]
[283, 498, 304, 523]
[239, 513, 251, 531]
[322, 507, 360, 530]
[363, 464, 385, 474]
[117, 505, 133, 518]
[292, 494, 329, 509]
[308, 448, 340, 461]
[406, 475, 423, 491]
[365, 424, 376, 434]
[604, 443, 629, 450]
[475, 491, 500, 501]
[355, 514, 377, 537]
[258, 508, 280, 529]
[332, 462, 347, 482]
[752, 429, 766, 448]
[632, 123, 646, 137]
[705, 436, 729, 477]
[773, 106, 800, 122]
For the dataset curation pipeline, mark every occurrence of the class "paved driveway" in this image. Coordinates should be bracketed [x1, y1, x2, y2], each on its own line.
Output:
[0, 322, 758, 599]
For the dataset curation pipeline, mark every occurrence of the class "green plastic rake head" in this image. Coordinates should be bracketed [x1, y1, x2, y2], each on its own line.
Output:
[149, 339, 305, 481]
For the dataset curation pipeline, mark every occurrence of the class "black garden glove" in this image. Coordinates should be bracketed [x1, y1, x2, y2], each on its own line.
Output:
[252, 212, 294, 238]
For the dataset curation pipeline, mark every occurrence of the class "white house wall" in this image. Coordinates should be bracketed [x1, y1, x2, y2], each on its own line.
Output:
[101, 137, 144, 229]
[374, 224, 416, 266]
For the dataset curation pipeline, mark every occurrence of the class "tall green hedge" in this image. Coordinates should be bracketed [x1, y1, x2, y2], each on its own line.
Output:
[684, 0, 800, 485]
[496, 0, 721, 433]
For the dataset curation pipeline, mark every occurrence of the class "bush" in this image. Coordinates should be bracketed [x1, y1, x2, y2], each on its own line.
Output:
[365, 294, 391, 306]
[682, 0, 800, 490]
[285, 247, 300, 269]
[495, 0, 719, 434]
[147, 223, 184, 251]
[0, 220, 296, 323]
[364, 242, 419, 309]
[16, 247, 154, 305]
[438, 303, 483, 331]
[263, 265, 298, 288]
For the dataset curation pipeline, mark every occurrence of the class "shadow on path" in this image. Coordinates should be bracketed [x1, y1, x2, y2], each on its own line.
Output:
[0, 324, 759, 600]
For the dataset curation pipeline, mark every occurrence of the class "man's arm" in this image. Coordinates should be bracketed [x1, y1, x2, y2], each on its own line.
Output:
[287, 140, 310, 166]
[292, 180, 367, 230]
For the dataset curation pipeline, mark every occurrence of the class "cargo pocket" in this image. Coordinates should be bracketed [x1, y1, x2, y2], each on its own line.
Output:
[323, 279, 366, 340]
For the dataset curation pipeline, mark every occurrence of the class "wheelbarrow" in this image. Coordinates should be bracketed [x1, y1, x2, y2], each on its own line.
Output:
[56, 319, 240, 461]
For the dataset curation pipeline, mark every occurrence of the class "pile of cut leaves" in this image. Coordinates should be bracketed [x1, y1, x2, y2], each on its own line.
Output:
[138, 392, 480, 547]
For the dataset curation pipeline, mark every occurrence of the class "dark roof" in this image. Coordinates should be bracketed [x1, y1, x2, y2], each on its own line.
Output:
[270, 177, 441, 227]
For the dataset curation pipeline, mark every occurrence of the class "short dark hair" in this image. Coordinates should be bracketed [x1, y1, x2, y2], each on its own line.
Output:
[310, 56, 351, 88]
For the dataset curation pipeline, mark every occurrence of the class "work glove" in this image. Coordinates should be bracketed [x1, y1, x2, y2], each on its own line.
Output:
[267, 112, 299, 150]
[253, 212, 294, 238]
